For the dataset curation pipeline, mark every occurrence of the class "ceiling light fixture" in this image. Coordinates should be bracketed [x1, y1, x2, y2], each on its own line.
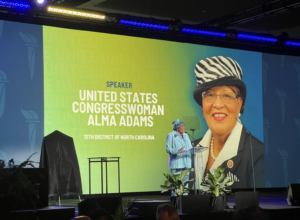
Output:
[237, 33, 277, 42]
[286, 41, 300, 47]
[182, 28, 226, 37]
[47, 6, 105, 20]
[119, 20, 169, 30]
[0, 0, 30, 9]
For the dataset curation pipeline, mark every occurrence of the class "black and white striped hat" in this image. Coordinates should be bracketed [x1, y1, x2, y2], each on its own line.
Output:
[193, 56, 246, 110]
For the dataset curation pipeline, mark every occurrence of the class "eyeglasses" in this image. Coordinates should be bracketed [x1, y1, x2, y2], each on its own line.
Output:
[202, 92, 239, 103]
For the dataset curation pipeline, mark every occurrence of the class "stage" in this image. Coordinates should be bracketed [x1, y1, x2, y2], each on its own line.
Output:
[4, 206, 75, 220]
[4, 189, 299, 219]
[45, 189, 300, 220]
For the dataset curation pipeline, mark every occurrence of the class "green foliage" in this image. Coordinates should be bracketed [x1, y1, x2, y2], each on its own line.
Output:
[201, 166, 234, 197]
[113, 198, 135, 220]
[160, 169, 193, 196]
[0, 153, 40, 211]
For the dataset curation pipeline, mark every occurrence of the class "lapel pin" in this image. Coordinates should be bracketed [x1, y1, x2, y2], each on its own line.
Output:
[227, 160, 234, 168]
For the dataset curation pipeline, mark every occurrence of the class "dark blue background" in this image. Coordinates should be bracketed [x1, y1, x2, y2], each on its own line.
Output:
[263, 53, 300, 187]
[0, 20, 43, 164]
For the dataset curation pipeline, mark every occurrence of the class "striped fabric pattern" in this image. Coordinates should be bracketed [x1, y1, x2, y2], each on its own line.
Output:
[195, 56, 243, 85]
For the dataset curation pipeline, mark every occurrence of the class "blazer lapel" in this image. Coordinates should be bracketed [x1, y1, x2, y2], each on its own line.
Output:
[174, 133, 185, 146]
[222, 128, 247, 175]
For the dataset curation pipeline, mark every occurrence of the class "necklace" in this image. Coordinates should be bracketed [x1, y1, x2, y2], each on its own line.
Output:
[210, 136, 216, 160]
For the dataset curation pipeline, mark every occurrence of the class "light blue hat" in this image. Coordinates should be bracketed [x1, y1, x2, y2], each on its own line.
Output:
[172, 119, 185, 130]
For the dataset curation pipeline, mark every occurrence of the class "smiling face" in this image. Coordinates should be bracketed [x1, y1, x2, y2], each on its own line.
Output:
[202, 86, 243, 138]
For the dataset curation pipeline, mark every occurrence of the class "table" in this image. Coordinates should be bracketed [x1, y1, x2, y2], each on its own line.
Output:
[88, 157, 120, 194]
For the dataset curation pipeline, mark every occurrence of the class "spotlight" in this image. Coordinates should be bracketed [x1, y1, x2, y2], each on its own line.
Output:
[35, 0, 47, 7]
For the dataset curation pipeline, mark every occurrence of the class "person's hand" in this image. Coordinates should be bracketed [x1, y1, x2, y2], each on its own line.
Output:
[177, 147, 185, 153]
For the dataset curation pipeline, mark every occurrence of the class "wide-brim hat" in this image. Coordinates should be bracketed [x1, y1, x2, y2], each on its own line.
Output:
[172, 119, 185, 130]
[193, 56, 247, 109]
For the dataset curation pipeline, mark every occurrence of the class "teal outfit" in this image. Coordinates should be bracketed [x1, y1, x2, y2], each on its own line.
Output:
[166, 131, 193, 196]
[166, 131, 193, 169]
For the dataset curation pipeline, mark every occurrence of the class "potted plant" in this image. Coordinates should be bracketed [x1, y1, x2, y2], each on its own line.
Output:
[0, 153, 40, 215]
[160, 169, 193, 212]
[113, 198, 135, 220]
[201, 166, 234, 212]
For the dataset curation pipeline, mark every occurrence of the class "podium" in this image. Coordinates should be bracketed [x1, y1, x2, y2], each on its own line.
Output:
[180, 146, 208, 194]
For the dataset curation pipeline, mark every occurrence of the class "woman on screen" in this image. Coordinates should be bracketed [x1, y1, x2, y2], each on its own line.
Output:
[166, 119, 193, 194]
[193, 56, 265, 188]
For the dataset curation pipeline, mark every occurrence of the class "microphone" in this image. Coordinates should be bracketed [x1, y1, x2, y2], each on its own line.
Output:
[185, 131, 195, 140]
[185, 132, 195, 147]
[236, 118, 256, 192]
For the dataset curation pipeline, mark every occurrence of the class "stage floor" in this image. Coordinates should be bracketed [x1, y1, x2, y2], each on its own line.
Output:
[48, 190, 300, 219]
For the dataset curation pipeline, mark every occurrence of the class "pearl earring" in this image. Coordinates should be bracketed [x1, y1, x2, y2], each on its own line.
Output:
[238, 113, 241, 117]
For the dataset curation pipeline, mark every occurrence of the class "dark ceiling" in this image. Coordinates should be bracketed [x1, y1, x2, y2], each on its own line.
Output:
[0, 0, 299, 55]
[50, 0, 300, 39]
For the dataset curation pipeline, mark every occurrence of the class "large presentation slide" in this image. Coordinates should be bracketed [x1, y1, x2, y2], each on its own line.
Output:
[1, 19, 300, 192]
[43, 26, 263, 193]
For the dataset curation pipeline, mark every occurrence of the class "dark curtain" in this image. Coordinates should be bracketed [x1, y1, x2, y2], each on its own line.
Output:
[39, 130, 82, 197]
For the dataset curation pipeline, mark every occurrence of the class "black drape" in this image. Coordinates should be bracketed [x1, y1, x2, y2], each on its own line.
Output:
[39, 130, 82, 197]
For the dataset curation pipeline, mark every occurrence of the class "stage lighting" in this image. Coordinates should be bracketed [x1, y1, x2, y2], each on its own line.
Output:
[35, 0, 47, 7]
[181, 28, 226, 37]
[286, 41, 300, 47]
[119, 20, 169, 30]
[47, 7, 105, 20]
[0, 0, 31, 9]
[237, 33, 277, 42]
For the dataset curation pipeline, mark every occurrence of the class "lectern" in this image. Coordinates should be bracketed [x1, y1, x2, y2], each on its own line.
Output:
[180, 146, 208, 194]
